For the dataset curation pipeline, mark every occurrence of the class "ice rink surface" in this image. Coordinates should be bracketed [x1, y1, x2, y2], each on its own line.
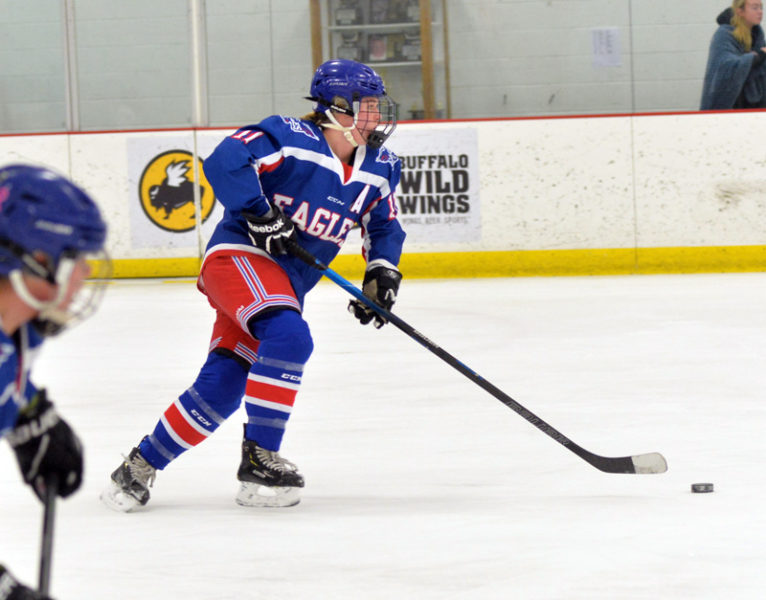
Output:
[2, 272, 765, 599]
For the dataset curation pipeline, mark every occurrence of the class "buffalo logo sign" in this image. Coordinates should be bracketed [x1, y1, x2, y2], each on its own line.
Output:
[138, 150, 216, 232]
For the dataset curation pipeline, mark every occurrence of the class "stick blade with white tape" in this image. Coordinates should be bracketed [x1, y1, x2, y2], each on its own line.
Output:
[586, 451, 668, 474]
[631, 452, 668, 474]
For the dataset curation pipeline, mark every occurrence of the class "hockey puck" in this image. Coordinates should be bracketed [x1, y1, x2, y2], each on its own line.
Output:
[691, 483, 714, 493]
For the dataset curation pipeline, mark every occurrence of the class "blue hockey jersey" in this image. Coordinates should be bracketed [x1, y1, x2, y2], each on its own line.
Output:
[0, 325, 41, 439]
[202, 115, 406, 304]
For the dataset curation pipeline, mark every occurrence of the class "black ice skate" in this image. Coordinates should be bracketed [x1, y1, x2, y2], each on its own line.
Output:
[236, 435, 304, 508]
[100, 446, 156, 512]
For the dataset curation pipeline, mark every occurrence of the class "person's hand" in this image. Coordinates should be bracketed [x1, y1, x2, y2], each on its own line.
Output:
[0, 564, 53, 599]
[348, 264, 402, 328]
[242, 205, 296, 256]
[6, 390, 83, 501]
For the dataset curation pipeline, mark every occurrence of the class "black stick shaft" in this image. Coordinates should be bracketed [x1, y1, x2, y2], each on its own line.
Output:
[288, 242, 666, 474]
[38, 476, 57, 596]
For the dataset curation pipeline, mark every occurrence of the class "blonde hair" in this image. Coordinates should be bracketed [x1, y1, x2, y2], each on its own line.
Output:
[301, 111, 327, 125]
[731, 0, 754, 50]
[301, 96, 351, 125]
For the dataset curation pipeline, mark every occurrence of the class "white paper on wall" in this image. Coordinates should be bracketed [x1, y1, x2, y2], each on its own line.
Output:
[591, 28, 622, 68]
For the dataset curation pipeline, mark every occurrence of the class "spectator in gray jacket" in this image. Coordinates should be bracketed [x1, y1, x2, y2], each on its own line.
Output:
[701, 1, 766, 109]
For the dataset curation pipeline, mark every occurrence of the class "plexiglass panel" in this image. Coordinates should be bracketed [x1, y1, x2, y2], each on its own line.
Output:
[0, 0, 747, 134]
[74, 0, 192, 130]
[0, 1, 67, 133]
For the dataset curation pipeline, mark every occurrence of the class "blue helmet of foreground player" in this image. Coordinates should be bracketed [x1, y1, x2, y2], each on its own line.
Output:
[0, 164, 106, 279]
[308, 59, 397, 149]
[0, 164, 109, 335]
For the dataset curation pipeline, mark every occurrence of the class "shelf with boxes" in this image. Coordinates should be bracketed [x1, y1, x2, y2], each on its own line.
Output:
[310, 0, 449, 120]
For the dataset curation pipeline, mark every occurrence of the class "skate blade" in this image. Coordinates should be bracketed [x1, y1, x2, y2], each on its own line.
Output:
[235, 481, 301, 508]
[100, 480, 145, 513]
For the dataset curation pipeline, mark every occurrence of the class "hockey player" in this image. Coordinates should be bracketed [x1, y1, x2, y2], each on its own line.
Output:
[0, 164, 108, 600]
[102, 59, 406, 510]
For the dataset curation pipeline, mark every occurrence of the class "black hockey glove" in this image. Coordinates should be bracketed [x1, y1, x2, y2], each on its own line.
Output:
[348, 264, 402, 329]
[0, 565, 52, 600]
[242, 205, 296, 256]
[6, 389, 83, 502]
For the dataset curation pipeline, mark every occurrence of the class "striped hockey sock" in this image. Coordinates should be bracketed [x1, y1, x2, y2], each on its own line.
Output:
[243, 355, 303, 451]
[140, 387, 228, 469]
[138, 351, 246, 469]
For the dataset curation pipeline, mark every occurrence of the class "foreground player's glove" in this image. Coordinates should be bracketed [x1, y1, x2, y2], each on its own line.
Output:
[6, 389, 83, 501]
[349, 263, 402, 329]
[243, 204, 296, 256]
[0, 564, 52, 600]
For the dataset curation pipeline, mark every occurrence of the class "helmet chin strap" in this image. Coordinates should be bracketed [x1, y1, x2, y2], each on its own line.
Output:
[320, 111, 360, 148]
[8, 257, 75, 324]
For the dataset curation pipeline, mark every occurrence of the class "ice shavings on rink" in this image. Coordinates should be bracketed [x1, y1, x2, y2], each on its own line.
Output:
[1, 273, 765, 599]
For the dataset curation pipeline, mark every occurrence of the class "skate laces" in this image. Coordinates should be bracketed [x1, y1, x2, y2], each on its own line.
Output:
[254, 446, 299, 473]
[123, 451, 156, 488]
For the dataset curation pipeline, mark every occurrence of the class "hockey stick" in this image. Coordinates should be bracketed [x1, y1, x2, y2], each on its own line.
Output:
[38, 475, 57, 596]
[288, 242, 667, 474]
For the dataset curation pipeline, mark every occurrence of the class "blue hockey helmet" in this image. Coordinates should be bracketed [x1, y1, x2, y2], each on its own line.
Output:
[0, 164, 109, 335]
[0, 164, 106, 280]
[310, 59, 387, 110]
[307, 59, 397, 148]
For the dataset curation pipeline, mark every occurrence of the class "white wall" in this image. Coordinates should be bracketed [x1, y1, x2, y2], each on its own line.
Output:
[1, 109, 762, 270]
[474, 111, 766, 251]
